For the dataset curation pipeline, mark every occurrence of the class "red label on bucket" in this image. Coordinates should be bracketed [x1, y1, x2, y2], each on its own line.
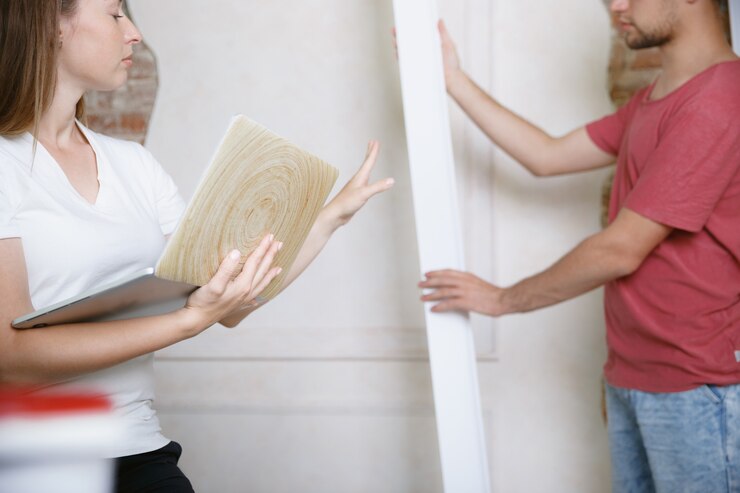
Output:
[0, 390, 111, 416]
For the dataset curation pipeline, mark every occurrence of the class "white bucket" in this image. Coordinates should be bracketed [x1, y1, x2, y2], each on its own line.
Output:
[0, 391, 123, 493]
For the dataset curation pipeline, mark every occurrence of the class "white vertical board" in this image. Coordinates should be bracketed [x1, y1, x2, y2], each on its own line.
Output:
[731, 0, 740, 54]
[392, 1, 491, 492]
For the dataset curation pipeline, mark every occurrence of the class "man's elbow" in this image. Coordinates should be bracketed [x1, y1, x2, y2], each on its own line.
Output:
[597, 209, 670, 280]
[590, 233, 648, 279]
[523, 152, 557, 177]
[611, 250, 646, 279]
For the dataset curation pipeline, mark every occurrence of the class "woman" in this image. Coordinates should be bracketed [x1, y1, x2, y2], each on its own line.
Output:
[0, 0, 394, 491]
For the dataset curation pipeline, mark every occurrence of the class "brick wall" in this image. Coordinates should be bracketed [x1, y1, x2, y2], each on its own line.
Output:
[83, 1, 158, 145]
[604, 0, 730, 106]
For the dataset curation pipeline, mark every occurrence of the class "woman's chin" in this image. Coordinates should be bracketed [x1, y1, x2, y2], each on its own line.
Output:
[92, 75, 129, 93]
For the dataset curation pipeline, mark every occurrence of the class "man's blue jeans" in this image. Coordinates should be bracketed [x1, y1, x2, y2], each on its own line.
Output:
[606, 382, 740, 493]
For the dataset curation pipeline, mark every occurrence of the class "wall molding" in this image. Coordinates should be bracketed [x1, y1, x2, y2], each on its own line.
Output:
[156, 325, 499, 361]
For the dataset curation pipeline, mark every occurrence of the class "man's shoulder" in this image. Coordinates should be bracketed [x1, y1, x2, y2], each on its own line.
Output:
[697, 59, 740, 107]
[671, 60, 740, 125]
[712, 58, 740, 78]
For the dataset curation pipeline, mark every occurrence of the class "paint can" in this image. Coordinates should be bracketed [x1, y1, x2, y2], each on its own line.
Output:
[0, 390, 123, 493]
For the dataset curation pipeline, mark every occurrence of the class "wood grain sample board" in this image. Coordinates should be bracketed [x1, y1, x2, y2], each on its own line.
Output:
[157, 116, 338, 300]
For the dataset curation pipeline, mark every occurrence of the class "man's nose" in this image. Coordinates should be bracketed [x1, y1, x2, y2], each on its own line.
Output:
[610, 0, 629, 14]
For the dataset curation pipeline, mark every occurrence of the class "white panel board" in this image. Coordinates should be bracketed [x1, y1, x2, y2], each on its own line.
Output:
[731, 0, 740, 54]
[392, 1, 491, 491]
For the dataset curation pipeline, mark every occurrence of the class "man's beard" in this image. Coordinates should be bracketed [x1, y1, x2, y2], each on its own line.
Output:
[625, 27, 672, 49]
[623, 16, 674, 50]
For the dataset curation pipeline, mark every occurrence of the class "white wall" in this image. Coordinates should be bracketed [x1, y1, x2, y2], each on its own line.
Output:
[129, 1, 614, 491]
[480, 1, 614, 489]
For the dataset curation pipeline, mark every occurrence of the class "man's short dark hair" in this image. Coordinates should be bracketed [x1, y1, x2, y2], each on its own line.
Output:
[714, 0, 730, 43]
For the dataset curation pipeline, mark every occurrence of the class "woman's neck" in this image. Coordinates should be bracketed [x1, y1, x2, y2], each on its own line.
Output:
[37, 81, 85, 149]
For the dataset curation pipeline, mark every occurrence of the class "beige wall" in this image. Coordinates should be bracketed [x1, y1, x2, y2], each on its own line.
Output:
[130, 0, 614, 491]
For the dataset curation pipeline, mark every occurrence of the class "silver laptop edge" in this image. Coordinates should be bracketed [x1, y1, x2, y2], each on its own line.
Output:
[12, 268, 197, 329]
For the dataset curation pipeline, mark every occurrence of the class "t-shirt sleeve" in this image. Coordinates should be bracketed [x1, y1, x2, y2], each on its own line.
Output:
[624, 102, 740, 232]
[0, 186, 20, 239]
[586, 89, 646, 155]
[138, 146, 186, 235]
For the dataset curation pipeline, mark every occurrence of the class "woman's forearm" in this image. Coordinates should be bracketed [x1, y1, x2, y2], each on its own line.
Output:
[217, 207, 341, 328]
[282, 207, 341, 287]
[0, 308, 205, 386]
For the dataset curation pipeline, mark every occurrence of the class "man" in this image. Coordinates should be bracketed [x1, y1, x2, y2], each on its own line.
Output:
[419, 0, 739, 491]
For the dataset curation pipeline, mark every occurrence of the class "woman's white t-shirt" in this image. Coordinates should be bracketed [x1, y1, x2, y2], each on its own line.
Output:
[0, 123, 186, 457]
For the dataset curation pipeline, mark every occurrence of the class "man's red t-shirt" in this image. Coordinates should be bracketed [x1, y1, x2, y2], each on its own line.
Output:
[586, 60, 740, 392]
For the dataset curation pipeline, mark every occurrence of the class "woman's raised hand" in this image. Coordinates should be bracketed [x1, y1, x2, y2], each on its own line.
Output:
[182, 234, 282, 332]
[323, 140, 394, 228]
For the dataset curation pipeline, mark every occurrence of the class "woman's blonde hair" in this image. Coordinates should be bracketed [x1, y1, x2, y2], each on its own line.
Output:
[0, 0, 84, 137]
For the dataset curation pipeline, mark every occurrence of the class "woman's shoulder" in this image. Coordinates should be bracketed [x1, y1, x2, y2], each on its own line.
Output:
[0, 133, 34, 178]
[0, 132, 31, 160]
[0, 135, 33, 211]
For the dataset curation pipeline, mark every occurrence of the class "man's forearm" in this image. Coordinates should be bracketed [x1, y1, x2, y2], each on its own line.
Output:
[447, 71, 558, 176]
[500, 232, 637, 314]
[447, 71, 614, 176]
[421, 209, 670, 316]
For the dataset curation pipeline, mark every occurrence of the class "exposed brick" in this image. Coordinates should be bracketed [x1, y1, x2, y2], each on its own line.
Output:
[608, 89, 633, 108]
[630, 48, 662, 70]
[615, 69, 659, 90]
[116, 133, 146, 145]
[608, 11, 620, 29]
[608, 39, 626, 73]
[601, 172, 614, 228]
[129, 46, 157, 81]
[120, 113, 149, 134]
[120, 80, 158, 108]
[85, 91, 116, 112]
[85, 1, 157, 144]
[85, 114, 119, 134]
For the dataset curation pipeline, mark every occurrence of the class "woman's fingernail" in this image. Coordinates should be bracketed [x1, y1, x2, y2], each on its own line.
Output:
[230, 250, 241, 260]
[277, 241, 284, 251]
[276, 267, 283, 275]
